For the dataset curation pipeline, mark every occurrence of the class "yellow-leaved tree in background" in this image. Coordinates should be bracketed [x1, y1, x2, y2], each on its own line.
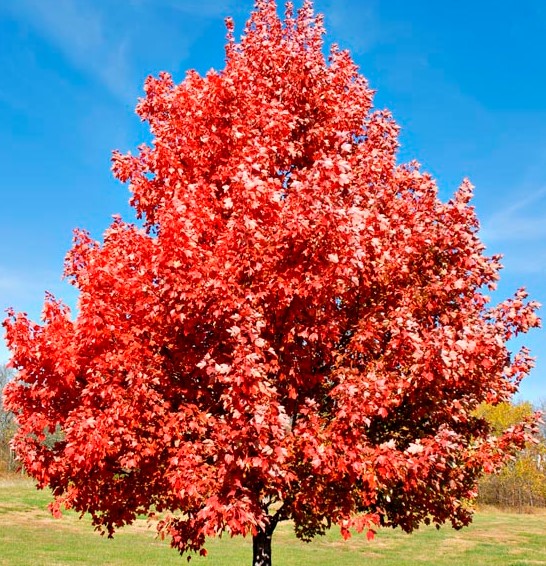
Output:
[476, 401, 546, 509]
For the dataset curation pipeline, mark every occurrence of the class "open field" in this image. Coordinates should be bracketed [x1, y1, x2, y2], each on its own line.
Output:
[1, 476, 545, 565]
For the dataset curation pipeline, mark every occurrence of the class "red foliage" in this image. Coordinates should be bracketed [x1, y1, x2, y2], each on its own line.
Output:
[3, 0, 541, 561]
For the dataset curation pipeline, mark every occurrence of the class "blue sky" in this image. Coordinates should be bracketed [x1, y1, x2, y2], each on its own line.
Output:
[0, 0, 544, 403]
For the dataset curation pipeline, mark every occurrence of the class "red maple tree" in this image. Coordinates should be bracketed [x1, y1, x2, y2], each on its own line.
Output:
[3, 2, 541, 565]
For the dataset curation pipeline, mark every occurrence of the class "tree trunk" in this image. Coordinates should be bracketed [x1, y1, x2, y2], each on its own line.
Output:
[252, 524, 274, 566]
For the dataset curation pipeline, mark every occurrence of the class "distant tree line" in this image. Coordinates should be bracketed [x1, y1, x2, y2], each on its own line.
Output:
[0, 364, 17, 473]
[476, 401, 546, 510]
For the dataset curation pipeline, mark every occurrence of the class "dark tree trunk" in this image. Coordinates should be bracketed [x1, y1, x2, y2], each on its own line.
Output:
[252, 523, 275, 566]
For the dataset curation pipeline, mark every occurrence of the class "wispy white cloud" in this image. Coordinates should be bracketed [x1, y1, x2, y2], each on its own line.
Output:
[146, 0, 236, 18]
[4, 0, 136, 103]
[3, 0, 242, 104]
[479, 187, 546, 276]
[321, 0, 407, 54]
[481, 187, 546, 244]
[0, 266, 77, 315]
[0, 273, 22, 295]
[500, 250, 546, 275]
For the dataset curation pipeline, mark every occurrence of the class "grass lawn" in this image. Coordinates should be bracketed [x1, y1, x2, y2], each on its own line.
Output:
[1, 476, 545, 565]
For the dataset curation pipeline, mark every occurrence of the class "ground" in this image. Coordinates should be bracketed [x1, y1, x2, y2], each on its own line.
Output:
[1, 477, 545, 565]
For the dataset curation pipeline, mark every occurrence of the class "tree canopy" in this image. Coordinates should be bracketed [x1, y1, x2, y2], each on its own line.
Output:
[3, 1, 541, 565]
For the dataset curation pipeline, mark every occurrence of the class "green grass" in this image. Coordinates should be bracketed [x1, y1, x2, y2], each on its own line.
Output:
[1, 476, 545, 565]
